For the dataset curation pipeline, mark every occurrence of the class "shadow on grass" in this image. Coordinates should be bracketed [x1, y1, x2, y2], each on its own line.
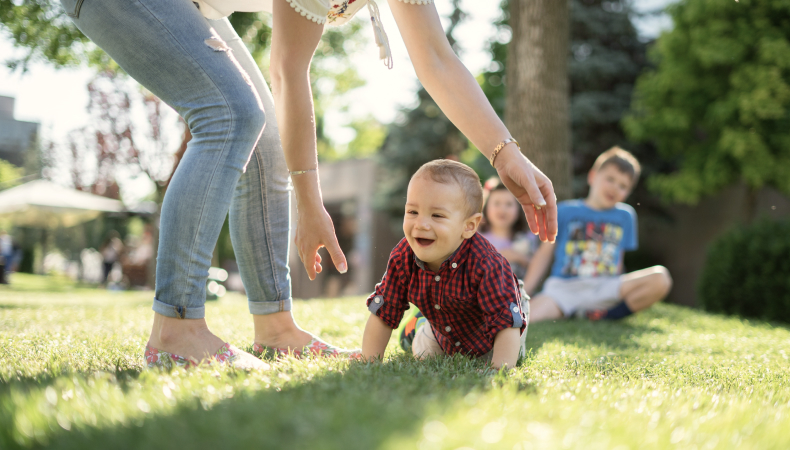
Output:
[526, 317, 663, 355]
[3, 355, 529, 450]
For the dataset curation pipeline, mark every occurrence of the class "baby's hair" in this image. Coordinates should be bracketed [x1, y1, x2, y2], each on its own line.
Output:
[480, 177, 527, 234]
[412, 159, 483, 217]
[592, 146, 641, 183]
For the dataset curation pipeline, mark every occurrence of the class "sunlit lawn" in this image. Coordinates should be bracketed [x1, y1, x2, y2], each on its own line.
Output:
[1, 273, 789, 449]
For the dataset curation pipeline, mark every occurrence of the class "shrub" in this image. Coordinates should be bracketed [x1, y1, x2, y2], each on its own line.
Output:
[699, 219, 790, 323]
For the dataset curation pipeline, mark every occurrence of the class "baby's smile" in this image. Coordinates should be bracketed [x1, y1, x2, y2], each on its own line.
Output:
[415, 237, 435, 247]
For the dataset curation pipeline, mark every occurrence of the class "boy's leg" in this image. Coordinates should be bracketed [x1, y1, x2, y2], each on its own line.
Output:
[580, 266, 672, 320]
[412, 323, 445, 359]
[619, 266, 673, 312]
[529, 295, 564, 323]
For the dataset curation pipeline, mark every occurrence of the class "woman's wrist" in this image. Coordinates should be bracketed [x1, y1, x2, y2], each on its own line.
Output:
[492, 142, 523, 172]
[291, 172, 323, 209]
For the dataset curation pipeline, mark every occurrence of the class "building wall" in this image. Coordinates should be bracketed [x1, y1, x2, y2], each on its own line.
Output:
[639, 185, 790, 306]
[0, 96, 39, 167]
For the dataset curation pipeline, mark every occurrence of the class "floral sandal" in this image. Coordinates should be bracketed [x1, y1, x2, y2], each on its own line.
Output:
[145, 343, 269, 370]
[252, 336, 361, 360]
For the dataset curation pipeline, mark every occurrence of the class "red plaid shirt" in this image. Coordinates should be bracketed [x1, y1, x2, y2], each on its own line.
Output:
[366, 232, 526, 357]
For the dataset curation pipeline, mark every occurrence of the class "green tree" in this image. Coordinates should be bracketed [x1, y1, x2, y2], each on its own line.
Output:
[623, 0, 790, 205]
[0, 159, 23, 188]
[481, 0, 652, 197]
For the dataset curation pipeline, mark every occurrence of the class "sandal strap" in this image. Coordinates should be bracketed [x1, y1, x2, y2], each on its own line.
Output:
[145, 343, 237, 369]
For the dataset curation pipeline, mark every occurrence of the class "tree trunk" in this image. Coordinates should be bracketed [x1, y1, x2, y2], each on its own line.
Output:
[505, 0, 572, 200]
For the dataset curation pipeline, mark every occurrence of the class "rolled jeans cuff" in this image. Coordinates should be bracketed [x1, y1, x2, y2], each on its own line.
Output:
[249, 298, 292, 315]
[152, 298, 205, 319]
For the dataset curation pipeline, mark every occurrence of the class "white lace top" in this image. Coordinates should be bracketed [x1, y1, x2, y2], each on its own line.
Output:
[195, 0, 434, 68]
[196, 0, 433, 25]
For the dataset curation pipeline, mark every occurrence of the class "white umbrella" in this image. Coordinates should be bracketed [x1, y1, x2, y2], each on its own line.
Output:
[0, 180, 124, 228]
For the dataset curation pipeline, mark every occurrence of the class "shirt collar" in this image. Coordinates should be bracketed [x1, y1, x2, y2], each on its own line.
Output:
[413, 235, 473, 273]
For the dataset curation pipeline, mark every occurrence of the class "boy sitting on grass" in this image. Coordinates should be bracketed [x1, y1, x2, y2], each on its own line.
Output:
[361, 160, 528, 369]
[524, 147, 672, 322]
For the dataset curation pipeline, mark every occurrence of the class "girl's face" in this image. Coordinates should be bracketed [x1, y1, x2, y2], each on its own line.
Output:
[485, 190, 520, 230]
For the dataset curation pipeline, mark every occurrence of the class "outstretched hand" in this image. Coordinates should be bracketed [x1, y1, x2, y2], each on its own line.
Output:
[294, 203, 347, 281]
[494, 145, 558, 243]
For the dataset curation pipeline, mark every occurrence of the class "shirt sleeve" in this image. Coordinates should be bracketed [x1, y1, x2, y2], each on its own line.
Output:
[476, 255, 527, 341]
[365, 242, 410, 329]
[623, 205, 638, 251]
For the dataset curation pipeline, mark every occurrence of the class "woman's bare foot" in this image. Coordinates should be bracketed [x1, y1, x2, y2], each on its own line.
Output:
[253, 311, 361, 358]
[252, 311, 312, 349]
[147, 312, 268, 369]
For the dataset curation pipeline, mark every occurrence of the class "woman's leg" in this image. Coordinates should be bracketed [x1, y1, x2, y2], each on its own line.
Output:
[61, 0, 265, 361]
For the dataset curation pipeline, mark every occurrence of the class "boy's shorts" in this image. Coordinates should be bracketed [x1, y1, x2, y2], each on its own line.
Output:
[539, 276, 623, 317]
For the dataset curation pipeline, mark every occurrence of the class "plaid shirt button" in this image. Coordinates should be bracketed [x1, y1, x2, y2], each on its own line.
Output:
[455, 342, 461, 347]
[445, 326, 451, 332]
[434, 304, 441, 310]
[451, 263, 457, 268]
[434, 275, 440, 281]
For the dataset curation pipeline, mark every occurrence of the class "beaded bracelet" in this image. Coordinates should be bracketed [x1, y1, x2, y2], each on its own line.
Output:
[489, 138, 519, 167]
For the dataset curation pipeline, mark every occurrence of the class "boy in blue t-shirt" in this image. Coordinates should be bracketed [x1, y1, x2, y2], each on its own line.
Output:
[523, 147, 673, 322]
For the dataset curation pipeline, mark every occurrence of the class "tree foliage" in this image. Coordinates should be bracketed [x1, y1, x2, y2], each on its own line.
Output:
[624, 0, 790, 204]
[480, 0, 652, 197]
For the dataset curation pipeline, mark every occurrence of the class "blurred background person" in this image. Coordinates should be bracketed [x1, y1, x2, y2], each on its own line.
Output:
[480, 178, 540, 280]
[99, 230, 124, 287]
[0, 229, 12, 284]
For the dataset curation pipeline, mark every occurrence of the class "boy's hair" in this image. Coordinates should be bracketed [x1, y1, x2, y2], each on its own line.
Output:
[592, 146, 641, 184]
[412, 159, 483, 217]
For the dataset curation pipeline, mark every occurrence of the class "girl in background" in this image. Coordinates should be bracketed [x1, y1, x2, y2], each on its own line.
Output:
[480, 178, 540, 280]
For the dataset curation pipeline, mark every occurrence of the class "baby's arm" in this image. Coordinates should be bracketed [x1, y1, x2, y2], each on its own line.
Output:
[361, 314, 393, 361]
[523, 241, 555, 295]
[491, 328, 521, 369]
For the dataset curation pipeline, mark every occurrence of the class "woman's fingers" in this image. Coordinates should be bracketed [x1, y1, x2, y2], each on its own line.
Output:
[302, 247, 317, 280]
[324, 233, 348, 274]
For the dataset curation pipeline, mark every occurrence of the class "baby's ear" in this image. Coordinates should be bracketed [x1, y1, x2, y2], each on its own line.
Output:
[463, 213, 483, 238]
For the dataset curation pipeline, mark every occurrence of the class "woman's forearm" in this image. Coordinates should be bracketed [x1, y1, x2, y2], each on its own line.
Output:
[418, 56, 512, 158]
[388, 1, 512, 159]
[270, 0, 324, 204]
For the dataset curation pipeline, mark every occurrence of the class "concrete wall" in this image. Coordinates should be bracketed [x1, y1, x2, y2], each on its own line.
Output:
[0, 96, 39, 167]
[639, 184, 790, 306]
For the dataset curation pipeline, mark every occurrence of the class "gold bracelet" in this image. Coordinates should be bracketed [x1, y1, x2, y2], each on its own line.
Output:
[489, 138, 519, 167]
[289, 168, 317, 175]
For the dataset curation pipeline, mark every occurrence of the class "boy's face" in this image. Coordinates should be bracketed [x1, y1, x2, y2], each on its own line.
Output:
[403, 175, 482, 272]
[587, 164, 634, 210]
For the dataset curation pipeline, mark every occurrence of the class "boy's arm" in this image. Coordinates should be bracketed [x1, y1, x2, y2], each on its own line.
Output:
[490, 327, 521, 370]
[361, 314, 393, 361]
[522, 241, 555, 295]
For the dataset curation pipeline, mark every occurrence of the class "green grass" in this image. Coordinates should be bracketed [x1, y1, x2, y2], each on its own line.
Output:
[1, 273, 789, 449]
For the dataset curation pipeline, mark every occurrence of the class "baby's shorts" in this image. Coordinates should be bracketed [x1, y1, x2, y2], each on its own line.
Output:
[539, 276, 623, 317]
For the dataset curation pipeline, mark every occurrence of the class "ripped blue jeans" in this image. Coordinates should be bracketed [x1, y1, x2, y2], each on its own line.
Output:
[61, 0, 293, 318]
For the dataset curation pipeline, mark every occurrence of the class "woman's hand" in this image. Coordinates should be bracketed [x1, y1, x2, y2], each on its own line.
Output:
[294, 200, 347, 281]
[494, 145, 558, 243]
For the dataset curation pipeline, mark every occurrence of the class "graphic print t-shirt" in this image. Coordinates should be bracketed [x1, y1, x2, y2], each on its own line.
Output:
[550, 200, 638, 278]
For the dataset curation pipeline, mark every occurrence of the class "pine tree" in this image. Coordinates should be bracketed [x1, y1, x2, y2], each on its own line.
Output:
[480, 0, 652, 197]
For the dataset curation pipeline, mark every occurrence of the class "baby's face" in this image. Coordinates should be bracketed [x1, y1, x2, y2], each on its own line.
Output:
[403, 175, 480, 271]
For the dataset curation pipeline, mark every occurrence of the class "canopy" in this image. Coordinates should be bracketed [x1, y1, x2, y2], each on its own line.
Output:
[0, 180, 124, 227]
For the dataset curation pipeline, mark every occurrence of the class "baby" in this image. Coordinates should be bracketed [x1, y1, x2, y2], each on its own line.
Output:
[361, 159, 528, 369]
